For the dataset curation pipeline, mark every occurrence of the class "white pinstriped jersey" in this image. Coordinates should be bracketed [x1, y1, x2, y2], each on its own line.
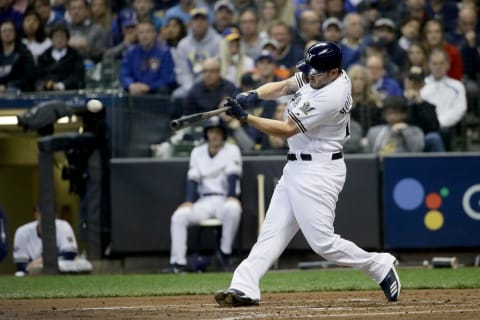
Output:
[188, 143, 242, 197]
[286, 71, 352, 153]
[13, 219, 78, 263]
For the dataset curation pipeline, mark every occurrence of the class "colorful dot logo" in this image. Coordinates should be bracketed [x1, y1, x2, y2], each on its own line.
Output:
[393, 178, 448, 231]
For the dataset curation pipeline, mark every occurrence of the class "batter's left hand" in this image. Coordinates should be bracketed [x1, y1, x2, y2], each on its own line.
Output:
[225, 97, 248, 120]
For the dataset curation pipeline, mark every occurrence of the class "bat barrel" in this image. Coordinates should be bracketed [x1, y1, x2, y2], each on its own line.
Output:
[170, 119, 182, 130]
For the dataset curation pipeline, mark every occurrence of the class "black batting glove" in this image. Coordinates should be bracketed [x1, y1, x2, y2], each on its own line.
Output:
[236, 90, 259, 108]
[225, 97, 248, 120]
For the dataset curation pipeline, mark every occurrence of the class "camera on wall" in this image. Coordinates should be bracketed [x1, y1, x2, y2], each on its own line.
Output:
[19, 99, 105, 195]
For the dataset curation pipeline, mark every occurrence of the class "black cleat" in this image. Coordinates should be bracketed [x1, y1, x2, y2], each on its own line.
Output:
[214, 288, 259, 307]
[162, 263, 186, 274]
[380, 265, 401, 301]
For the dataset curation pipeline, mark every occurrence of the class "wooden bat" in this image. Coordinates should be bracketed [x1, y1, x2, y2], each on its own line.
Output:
[170, 106, 231, 131]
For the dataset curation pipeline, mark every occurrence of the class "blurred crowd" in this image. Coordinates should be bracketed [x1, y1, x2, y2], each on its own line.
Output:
[1, 0, 479, 154]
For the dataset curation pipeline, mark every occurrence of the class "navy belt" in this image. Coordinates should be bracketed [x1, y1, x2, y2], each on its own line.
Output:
[202, 193, 225, 197]
[287, 152, 343, 161]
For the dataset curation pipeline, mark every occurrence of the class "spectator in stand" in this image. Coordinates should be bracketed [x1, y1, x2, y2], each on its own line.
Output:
[402, 41, 429, 80]
[36, 23, 85, 90]
[238, 8, 263, 60]
[253, 50, 282, 86]
[421, 48, 467, 150]
[425, 0, 458, 36]
[362, 37, 401, 81]
[447, 7, 480, 113]
[219, 27, 254, 88]
[12, 0, 29, 14]
[212, 0, 235, 35]
[102, 10, 137, 60]
[322, 17, 359, 70]
[51, 0, 66, 16]
[292, 9, 322, 50]
[366, 54, 403, 100]
[423, 19, 463, 81]
[184, 57, 238, 116]
[347, 64, 383, 136]
[274, 0, 294, 27]
[21, 10, 52, 63]
[365, 96, 425, 157]
[232, 0, 257, 14]
[66, 0, 110, 63]
[268, 20, 303, 77]
[0, 20, 36, 92]
[172, 7, 221, 100]
[258, 0, 278, 39]
[325, 0, 346, 19]
[301, 0, 327, 23]
[397, 17, 422, 60]
[163, 0, 204, 25]
[159, 16, 186, 55]
[89, 0, 112, 38]
[111, 8, 136, 45]
[372, 18, 405, 74]
[257, 37, 289, 80]
[356, 0, 380, 34]
[404, 66, 445, 152]
[33, 0, 65, 34]
[341, 12, 368, 55]
[120, 20, 176, 95]
[397, 0, 428, 24]
[131, 0, 162, 30]
[0, 0, 23, 30]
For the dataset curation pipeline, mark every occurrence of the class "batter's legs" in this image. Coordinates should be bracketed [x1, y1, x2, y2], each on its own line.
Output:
[229, 181, 299, 300]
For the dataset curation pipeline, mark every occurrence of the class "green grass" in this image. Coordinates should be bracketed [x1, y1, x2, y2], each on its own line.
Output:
[0, 268, 479, 299]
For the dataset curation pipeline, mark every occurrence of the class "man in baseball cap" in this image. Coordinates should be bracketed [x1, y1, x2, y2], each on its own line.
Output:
[213, 0, 235, 34]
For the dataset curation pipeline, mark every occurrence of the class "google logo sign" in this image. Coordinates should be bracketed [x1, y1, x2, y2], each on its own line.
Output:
[393, 178, 480, 231]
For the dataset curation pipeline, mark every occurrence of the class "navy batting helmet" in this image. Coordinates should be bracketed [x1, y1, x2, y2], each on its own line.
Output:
[203, 116, 227, 140]
[296, 41, 342, 76]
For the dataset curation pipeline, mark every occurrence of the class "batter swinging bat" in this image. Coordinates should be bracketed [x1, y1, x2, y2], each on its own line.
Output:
[170, 106, 231, 131]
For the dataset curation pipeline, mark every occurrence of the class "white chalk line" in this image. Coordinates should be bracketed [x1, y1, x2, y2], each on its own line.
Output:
[210, 308, 480, 320]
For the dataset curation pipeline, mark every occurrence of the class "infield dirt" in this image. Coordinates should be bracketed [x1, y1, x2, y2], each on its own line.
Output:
[1, 289, 479, 320]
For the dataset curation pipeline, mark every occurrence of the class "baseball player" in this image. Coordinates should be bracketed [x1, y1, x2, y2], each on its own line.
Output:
[215, 41, 401, 306]
[13, 206, 78, 276]
[164, 116, 242, 273]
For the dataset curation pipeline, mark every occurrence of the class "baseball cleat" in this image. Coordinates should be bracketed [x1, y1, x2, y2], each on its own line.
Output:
[380, 265, 401, 302]
[214, 288, 259, 307]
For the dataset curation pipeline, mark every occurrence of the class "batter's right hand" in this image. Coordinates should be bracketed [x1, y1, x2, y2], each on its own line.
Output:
[225, 97, 248, 120]
[236, 90, 259, 108]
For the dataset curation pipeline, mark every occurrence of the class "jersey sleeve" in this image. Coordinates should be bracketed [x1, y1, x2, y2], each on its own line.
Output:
[225, 145, 242, 177]
[294, 72, 308, 89]
[187, 147, 201, 182]
[56, 220, 78, 254]
[13, 227, 29, 263]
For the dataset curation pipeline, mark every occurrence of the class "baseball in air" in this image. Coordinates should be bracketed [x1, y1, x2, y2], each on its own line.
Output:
[86, 99, 103, 113]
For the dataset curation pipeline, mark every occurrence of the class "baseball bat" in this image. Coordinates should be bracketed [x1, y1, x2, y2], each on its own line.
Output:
[170, 106, 231, 131]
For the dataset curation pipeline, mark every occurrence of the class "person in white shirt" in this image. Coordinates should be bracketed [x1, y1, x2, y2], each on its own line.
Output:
[13, 206, 78, 276]
[215, 41, 401, 307]
[164, 116, 243, 273]
[420, 48, 467, 149]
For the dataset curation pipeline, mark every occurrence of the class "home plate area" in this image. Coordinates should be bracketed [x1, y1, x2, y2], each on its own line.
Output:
[1, 289, 480, 320]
